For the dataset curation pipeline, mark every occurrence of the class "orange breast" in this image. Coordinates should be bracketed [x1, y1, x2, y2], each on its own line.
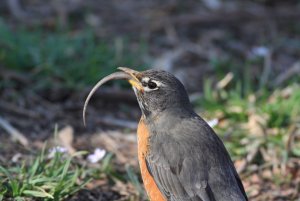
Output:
[137, 117, 166, 201]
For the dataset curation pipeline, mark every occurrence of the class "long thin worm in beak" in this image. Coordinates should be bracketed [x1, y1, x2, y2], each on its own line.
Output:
[83, 71, 132, 126]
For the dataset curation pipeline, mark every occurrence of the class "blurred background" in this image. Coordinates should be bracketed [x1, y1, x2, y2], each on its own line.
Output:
[0, 0, 300, 200]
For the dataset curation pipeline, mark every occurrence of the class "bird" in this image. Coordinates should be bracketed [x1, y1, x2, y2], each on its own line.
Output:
[83, 67, 248, 201]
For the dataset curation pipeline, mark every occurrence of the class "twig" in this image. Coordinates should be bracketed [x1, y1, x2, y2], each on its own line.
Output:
[237, 141, 261, 174]
[216, 72, 234, 89]
[241, 162, 273, 179]
[273, 61, 300, 87]
[0, 116, 29, 147]
[0, 101, 40, 119]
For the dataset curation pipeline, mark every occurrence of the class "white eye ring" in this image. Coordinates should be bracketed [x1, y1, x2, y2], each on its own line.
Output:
[143, 79, 163, 92]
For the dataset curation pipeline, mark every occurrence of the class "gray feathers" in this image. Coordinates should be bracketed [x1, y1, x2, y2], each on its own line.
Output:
[145, 112, 248, 201]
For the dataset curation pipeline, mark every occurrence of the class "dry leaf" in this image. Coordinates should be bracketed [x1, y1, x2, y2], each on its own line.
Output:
[91, 131, 138, 167]
[57, 125, 76, 154]
[247, 112, 268, 136]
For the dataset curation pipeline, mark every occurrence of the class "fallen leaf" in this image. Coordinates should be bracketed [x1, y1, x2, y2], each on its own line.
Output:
[57, 125, 76, 154]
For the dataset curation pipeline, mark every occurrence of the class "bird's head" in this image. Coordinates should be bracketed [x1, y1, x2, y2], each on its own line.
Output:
[83, 67, 191, 125]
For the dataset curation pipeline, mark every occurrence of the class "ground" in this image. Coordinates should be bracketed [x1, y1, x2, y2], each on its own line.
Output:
[0, 0, 300, 200]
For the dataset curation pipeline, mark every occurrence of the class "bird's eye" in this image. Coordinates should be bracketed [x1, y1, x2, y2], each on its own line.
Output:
[148, 81, 157, 89]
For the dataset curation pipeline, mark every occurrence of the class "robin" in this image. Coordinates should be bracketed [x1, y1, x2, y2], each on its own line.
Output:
[83, 67, 248, 201]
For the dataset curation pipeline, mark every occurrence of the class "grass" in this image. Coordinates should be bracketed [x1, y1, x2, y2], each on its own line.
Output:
[0, 145, 92, 201]
[198, 78, 300, 175]
[0, 19, 147, 90]
[0, 141, 142, 201]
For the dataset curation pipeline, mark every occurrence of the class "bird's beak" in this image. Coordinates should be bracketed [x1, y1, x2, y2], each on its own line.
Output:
[117, 67, 143, 91]
[83, 67, 143, 126]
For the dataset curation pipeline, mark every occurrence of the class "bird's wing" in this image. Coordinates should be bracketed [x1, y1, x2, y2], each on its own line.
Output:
[146, 140, 213, 201]
[146, 117, 248, 201]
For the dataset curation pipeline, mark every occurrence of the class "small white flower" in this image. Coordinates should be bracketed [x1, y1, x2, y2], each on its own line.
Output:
[48, 146, 68, 158]
[87, 148, 106, 163]
[251, 46, 269, 57]
[207, 118, 219, 128]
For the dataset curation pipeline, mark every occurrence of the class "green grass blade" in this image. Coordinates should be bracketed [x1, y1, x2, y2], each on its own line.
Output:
[23, 190, 53, 199]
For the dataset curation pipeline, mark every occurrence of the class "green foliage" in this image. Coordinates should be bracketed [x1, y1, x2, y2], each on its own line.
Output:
[0, 19, 146, 90]
[199, 80, 300, 164]
[0, 147, 91, 201]
[126, 166, 145, 198]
